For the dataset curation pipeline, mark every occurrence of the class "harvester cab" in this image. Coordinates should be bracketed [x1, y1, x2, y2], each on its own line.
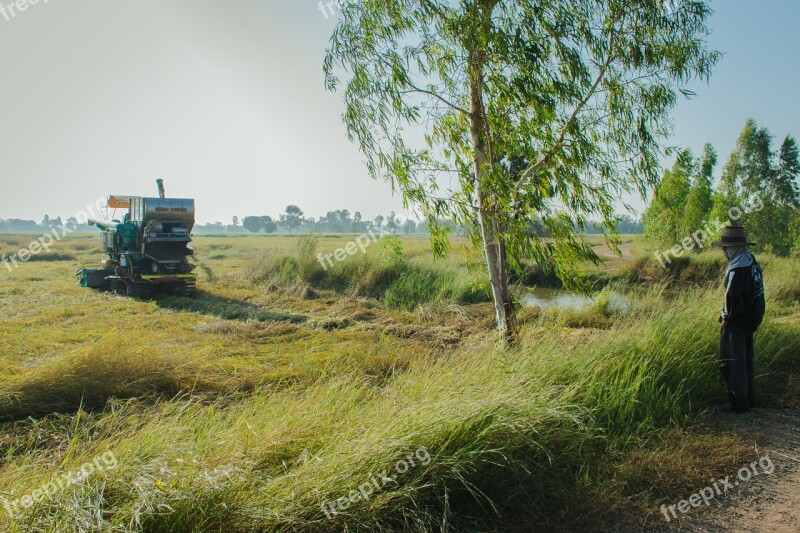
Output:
[77, 179, 198, 298]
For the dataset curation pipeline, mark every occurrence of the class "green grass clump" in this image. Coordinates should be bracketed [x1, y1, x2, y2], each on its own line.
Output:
[247, 235, 491, 310]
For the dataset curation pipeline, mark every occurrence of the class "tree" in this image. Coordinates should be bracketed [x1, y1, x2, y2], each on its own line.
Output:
[242, 216, 264, 233]
[325, 0, 718, 341]
[232, 216, 240, 227]
[373, 215, 384, 229]
[714, 121, 799, 255]
[386, 211, 397, 234]
[709, 133, 744, 231]
[643, 148, 695, 244]
[777, 136, 800, 206]
[777, 136, 800, 254]
[261, 216, 278, 234]
[683, 143, 716, 238]
[280, 205, 305, 233]
[338, 209, 352, 229]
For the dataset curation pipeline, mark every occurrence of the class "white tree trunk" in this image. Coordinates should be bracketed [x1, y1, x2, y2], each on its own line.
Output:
[469, 61, 514, 343]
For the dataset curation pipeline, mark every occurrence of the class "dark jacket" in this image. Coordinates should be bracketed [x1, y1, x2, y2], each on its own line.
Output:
[721, 252, 766, 333]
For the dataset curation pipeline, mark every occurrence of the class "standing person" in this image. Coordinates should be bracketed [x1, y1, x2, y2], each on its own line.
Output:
[713, 226, 766, 413]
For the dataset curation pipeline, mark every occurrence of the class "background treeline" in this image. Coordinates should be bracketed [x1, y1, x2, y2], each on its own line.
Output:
[644, 118, 800, 256]
[195, 209, 642, 235]
[1, 204, 643, 237]
[192, 208, 433, 235]
[0, 212, 643, 236]
[0, 215, 94, 234]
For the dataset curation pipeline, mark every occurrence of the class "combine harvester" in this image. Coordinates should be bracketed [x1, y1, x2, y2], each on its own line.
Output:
[77, 179, 198, 298]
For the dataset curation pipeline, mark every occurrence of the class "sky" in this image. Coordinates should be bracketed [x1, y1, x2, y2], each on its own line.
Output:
[0, 0, 798, 224]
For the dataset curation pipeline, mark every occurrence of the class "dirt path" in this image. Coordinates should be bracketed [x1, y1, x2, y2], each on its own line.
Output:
[688, 408, 800, 532]
[739, 467, 800, 532]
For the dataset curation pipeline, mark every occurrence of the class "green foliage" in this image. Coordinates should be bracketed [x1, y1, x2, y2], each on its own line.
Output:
[4, 248, 799, 530]
[720, 121, 799, 255]
[2, 236, 800, 530]
[647, 121, 800, 256]
[683, 144, 716, 239]
[377, 234, 404, 265]
[279, 205, 305, 234]
[242, 216, 278, 234]
[324, 0, 719, 335]
[250, 245, 491, 310]
[644, 148, 696, 244]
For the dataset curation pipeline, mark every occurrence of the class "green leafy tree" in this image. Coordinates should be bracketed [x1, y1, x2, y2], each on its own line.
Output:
[243, 216, 264, 233]
[777, 136, 800, 206]
[325, 0, 718, 341]
[683, 143, 716, 239]
[279, 205, 305, 234]
[386, 211, 397, 234]
[261, 216, 278, 234]
[777, 136, 800, 254]
[713, 121, 799, 255]
[644, 148, 695, 244]
[339, 210, 352, 226]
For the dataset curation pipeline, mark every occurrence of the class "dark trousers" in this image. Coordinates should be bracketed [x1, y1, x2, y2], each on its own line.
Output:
[718, 321, 755, 412]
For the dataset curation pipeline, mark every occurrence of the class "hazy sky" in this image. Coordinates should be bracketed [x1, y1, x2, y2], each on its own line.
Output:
[0, 0, 797, 224]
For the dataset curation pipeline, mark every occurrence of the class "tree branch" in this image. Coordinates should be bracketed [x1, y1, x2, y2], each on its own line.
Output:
[401, 84, 471, 116]
[516, 22, 621, 188]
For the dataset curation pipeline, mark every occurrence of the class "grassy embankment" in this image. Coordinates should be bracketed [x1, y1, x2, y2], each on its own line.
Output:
[0, 233, 797, 531]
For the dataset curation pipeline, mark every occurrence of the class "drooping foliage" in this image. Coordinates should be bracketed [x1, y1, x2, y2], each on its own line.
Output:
[325, 0, 718, 340]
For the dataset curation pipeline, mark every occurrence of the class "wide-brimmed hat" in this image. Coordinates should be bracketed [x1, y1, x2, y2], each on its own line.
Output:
[712, 226, 755, 247]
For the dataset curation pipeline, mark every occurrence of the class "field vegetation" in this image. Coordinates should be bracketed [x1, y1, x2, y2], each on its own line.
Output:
[0, 233, 797, 531]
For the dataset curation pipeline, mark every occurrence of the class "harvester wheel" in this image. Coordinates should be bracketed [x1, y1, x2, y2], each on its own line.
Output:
[167, 280, 197, 298]
[182, 280, 197, 298]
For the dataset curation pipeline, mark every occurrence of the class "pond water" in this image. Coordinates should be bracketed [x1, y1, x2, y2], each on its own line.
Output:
[522, 287, 630, 313]
[523, 287, 594, 310]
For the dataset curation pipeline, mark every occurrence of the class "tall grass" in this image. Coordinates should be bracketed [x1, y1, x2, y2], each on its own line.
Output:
[0, 236, 798, 531]
[3, 277, 798, 530]
[247, 235, 491, 310]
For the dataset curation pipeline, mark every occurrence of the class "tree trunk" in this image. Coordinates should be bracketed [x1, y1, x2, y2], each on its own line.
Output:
[469, 53, 515, 344]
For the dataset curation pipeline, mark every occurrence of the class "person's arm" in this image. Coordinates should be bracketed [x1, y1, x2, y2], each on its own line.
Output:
[722, 268, 747, 324]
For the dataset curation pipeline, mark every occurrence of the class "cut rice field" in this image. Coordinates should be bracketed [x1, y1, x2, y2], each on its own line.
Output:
[0, 233, 797, 531]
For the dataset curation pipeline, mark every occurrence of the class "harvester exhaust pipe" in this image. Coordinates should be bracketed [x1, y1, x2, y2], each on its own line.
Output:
[156, 178, 166, 199]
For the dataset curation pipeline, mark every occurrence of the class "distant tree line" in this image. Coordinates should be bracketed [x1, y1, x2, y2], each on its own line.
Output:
[0, 215, 94, 234]
[239, 207, 428, 234]
[199, 205, 642, 236]
[644, 119, 800, 256]
[1, 208, 643, 236]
